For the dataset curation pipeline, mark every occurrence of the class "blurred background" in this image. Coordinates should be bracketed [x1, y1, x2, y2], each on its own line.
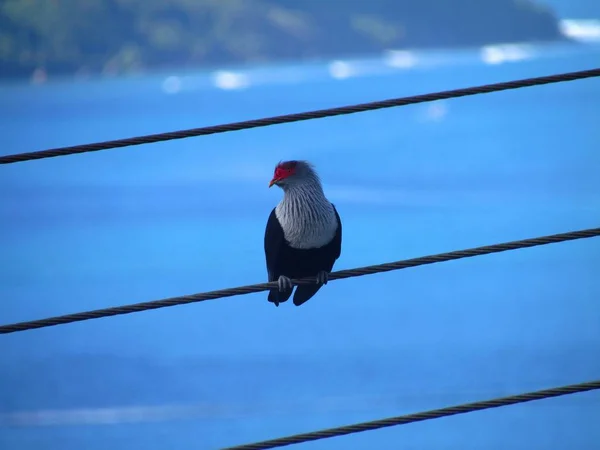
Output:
[1, 0, 599, 449]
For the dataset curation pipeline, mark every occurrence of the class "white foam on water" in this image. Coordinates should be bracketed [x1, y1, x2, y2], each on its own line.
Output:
[560, 19, 600, 42]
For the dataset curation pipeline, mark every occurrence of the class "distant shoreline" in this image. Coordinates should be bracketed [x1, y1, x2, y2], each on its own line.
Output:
[11, 38, 589, 89]
[0, 0, 571, 82]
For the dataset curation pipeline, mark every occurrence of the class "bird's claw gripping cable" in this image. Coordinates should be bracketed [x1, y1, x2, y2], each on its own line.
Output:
[316, 271, 329, 285]
[277, 275, 293, 292]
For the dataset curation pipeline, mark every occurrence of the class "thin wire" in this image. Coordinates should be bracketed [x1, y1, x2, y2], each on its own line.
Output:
[0, 227, 597, 335]
[221, 379, 600, 450]
[1, 68, 599, 165]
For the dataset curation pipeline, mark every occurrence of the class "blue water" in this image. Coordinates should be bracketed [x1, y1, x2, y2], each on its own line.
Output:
[1, 40, 599, 449]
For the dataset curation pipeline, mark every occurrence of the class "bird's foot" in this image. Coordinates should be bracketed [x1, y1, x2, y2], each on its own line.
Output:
[316, 270, 329, 285]
[278, 275, 293, 292]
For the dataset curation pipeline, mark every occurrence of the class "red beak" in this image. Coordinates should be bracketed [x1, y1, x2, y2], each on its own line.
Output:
[269, 178, 279, 188]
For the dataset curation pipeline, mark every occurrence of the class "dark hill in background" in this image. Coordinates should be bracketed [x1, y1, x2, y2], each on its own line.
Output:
[0, 0, 564, 80]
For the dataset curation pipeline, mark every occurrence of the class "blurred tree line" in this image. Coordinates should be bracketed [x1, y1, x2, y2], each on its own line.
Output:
[0, 0, 562, 80]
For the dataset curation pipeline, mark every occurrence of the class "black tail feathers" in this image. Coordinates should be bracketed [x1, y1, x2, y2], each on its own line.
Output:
[267, 285, 322, 307]
[292, 284, 323, 306]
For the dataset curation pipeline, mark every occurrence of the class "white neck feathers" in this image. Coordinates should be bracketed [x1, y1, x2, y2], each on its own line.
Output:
[275, 180, 337, 249]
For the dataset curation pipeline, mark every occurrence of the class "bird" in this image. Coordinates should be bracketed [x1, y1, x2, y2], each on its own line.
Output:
[264, 160, 342, 307]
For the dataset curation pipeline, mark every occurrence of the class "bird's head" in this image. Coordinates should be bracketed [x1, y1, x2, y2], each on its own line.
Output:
[269, 160, 317, 189]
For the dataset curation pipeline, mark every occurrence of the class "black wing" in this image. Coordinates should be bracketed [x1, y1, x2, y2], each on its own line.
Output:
[331, 204, 342, 261]
[264, 208, 285, 282]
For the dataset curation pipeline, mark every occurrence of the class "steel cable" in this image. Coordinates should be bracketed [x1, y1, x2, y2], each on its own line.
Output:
[0, 68, 598, 165]
[0, 227, 598, 335]
[222, 380, 600, 449]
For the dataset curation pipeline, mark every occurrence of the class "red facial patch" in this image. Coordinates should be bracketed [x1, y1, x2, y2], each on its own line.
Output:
[274, 161, 297, 180]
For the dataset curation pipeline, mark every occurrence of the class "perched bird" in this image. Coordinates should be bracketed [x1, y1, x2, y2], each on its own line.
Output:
[264, 160, 342, 307]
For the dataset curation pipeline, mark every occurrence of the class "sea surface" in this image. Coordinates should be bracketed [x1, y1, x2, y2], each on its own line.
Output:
[1, 21, 599, 450]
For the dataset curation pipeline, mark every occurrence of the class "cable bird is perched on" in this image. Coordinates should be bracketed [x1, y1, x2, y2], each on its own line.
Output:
[264, 160, 342, 307]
